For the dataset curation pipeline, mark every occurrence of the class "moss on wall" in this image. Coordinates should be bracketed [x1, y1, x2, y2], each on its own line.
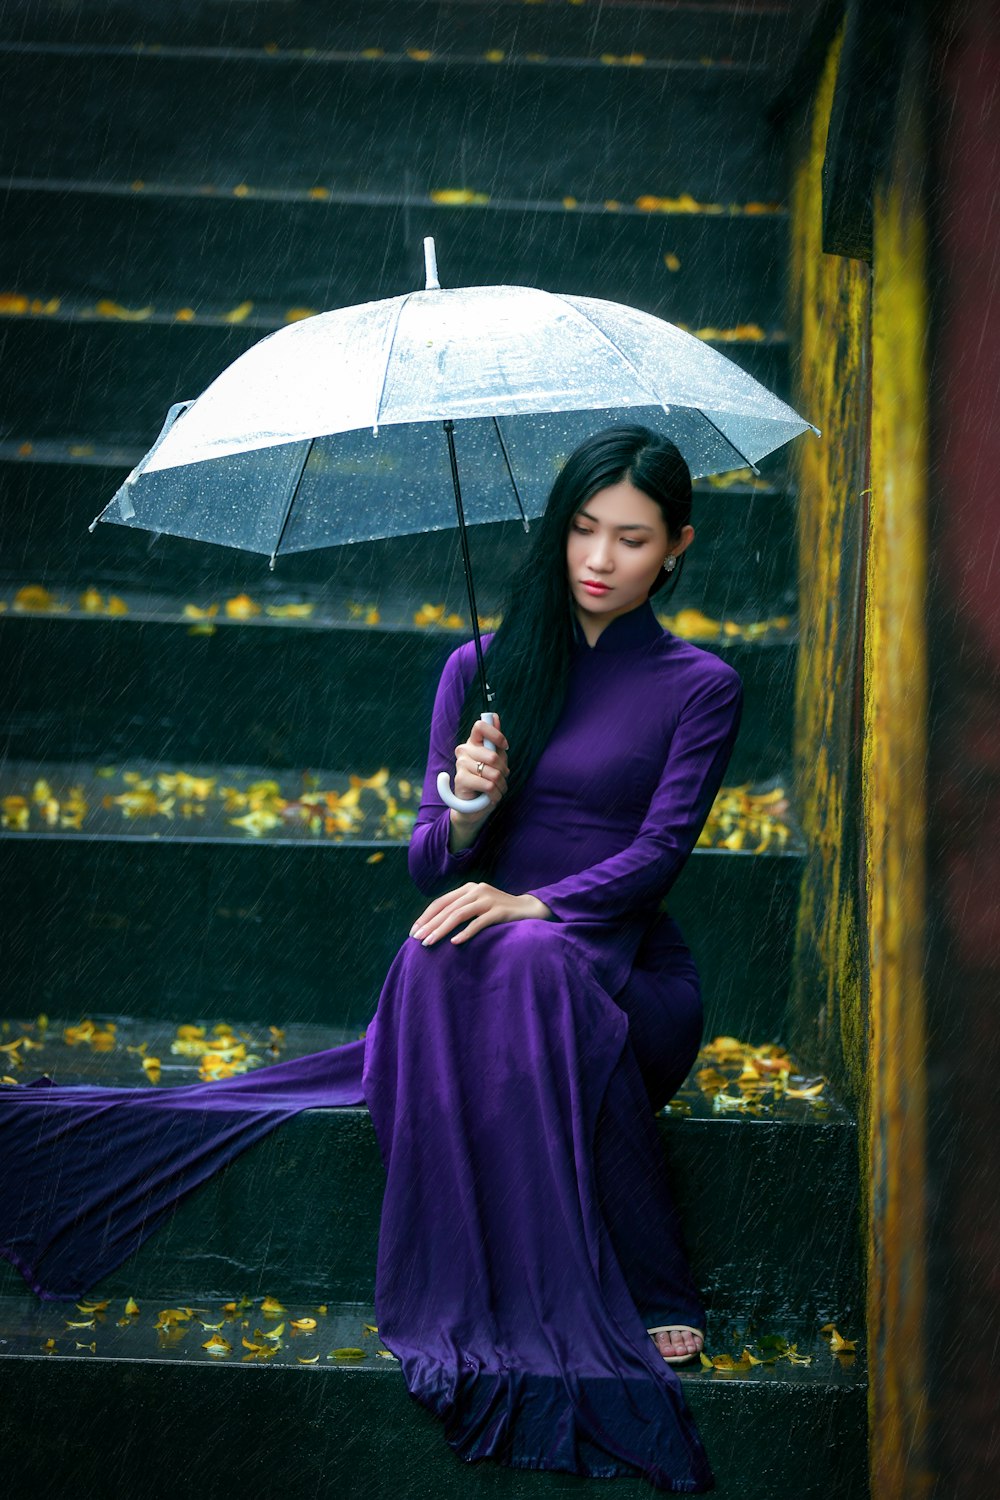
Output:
[787, 25, 869, 1110]
[787, 18, 931, 1498]
[866, 62, 930, 1500]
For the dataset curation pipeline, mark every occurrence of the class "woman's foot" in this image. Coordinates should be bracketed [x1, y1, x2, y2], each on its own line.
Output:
[647, 1324, 705, 1365]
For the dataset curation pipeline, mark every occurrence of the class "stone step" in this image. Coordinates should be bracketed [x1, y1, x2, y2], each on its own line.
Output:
[0, 462, 796, 610]
[0, 797, 802, 1036]
[0, 1293, 866, 1498]
[0, 610, 794, 772]
[0, 319, 792, 447]
[0, 187, 788, 334]
[0, 1022, 860, 1324]
[0, 0, 801, 70]
[0, 50, 784, 210]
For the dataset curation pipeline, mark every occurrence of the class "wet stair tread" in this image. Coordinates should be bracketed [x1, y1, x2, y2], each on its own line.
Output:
[0, 2, 804, 65]
[0, 1014, 848, 1123]
[0, 756, 803, 853]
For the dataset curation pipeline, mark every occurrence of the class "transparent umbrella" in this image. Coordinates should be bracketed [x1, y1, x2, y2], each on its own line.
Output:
[91, 238, 818, 810]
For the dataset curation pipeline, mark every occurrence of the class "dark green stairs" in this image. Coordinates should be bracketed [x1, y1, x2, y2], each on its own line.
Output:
[0, 3, 864, 1495]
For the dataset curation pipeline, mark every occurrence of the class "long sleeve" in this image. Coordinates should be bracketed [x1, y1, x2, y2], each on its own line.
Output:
[525, 664, 743, 924]
[407, 640, 495, 895]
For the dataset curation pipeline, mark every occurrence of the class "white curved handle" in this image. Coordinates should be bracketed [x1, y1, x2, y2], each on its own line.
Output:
[437, 712, 497, 814]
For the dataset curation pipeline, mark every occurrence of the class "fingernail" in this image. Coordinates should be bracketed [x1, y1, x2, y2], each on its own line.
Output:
[410, 925, 423, 938]
[421, 937, 433, 947]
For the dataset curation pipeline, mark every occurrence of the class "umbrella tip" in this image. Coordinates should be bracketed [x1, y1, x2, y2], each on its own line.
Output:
[423, 237, 441, 291]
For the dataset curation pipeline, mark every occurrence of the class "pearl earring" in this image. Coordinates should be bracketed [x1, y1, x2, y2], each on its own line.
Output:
[663, 556, 676, 572]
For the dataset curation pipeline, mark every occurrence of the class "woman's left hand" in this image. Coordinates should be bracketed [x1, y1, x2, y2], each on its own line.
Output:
[410, 883, 553, 947]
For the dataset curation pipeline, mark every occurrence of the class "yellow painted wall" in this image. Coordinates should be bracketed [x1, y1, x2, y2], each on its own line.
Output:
[788, 27, 869, 1107]
[787, 20, 930, 1500]
[866, 56, 930, 1500]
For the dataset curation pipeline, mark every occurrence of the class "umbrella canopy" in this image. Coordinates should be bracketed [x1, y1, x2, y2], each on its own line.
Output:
[90, 239, 818, 813]
[94, 241, 817, 563]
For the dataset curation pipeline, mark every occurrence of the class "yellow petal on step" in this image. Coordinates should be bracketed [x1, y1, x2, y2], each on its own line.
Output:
[202, 1335, 232, 1355]
[297, 1353, 321, 1364]
[329, 1347, 366, 1360]
[95, 298, 153, 322]
[65, 1319, 96, 1329]
[290, 1318, 317, 1331]
[222, 301, 253, 324]
[124, 1298, 140, 1316]
[262, 1323, 285, 1340]
[260, 1296, 285, 1316]
[361, 1322, 378, 1334]
[224, 592, 261, 617]
[76, 1341, 97, 1352]
[315, 1305, 328, 1316]
[76, 1300, 109, 1313]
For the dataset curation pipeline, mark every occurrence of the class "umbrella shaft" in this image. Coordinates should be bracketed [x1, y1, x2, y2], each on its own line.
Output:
[443, 420, 492, 711]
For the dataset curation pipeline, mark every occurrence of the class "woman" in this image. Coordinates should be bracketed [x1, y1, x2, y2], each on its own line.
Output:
[361, 425, 741, 1491]
[0, 426, 741, 1494]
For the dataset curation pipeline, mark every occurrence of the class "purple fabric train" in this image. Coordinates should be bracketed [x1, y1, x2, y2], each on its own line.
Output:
[0, 598, 743, 1492]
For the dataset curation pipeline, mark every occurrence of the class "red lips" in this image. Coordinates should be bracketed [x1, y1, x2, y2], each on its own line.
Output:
[581, 581, 611, 594]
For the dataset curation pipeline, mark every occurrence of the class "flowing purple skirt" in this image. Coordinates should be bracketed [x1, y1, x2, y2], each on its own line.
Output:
[0, 914, 714, 1492]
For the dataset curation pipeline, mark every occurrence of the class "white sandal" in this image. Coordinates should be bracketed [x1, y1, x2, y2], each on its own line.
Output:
[646, 1324, 705, 1365]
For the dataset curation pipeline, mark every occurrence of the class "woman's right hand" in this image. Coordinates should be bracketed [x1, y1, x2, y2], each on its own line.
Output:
[451, 714, 510, 822]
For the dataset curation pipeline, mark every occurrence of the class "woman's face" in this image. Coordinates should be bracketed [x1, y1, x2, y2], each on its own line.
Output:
[566, 478, 692, 631]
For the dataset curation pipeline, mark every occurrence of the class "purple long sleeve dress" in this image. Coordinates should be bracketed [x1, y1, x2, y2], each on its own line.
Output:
[1, 596, 742, 1494]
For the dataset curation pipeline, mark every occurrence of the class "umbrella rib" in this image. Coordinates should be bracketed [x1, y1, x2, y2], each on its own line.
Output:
[268, 437, 314, 569]
[492, 417, 529, 532]
[694, 409, 760, 475]
[552, 296, 667, 412]
[371, 293, 414, 436]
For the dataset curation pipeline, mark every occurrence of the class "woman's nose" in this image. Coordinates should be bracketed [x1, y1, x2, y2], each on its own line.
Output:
[588, 536, 613, 570]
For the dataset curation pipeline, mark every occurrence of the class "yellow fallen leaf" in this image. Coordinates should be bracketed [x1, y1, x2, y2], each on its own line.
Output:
[260, 1295, 285, 1316]
[222, 301, 253, 324]
[262, 1322, 285, 1340]
[429, 188, 488, 207]
[95, 298, 153, 321]
[15, 585, 59, 611]
[202, 1335, 232, 1355]
[290, 1318, 317, 1332]
[224, 592, 261, 617]
[65, 1319, 95, 1329]
[329, 1347, 366, 1360]
[76, 1300, 109, 1313]
[297, 1354, 321, 1364]
[820, 1323, 857, 1353]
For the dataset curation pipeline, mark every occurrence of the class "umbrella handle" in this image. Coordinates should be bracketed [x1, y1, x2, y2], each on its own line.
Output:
[436, 712, 498, 815]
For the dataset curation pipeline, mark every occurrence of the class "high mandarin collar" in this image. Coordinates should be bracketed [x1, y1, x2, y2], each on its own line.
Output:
[571, 598, 666, 654]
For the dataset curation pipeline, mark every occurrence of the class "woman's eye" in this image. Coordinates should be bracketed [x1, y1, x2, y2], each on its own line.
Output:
[572, 525, 591, 535]
[622, 539, 643, 549]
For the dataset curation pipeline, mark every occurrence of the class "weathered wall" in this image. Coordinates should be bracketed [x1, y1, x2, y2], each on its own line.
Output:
[866, 33, 930, 1500]
[787, 15, 931, 1500]
[787, 26, 869, 1109]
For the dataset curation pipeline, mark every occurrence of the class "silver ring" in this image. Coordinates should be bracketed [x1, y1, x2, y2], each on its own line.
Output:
[475, 761, 485, 775]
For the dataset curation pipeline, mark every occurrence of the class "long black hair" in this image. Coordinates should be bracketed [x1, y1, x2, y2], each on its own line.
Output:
[455, 424, 692, 867]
